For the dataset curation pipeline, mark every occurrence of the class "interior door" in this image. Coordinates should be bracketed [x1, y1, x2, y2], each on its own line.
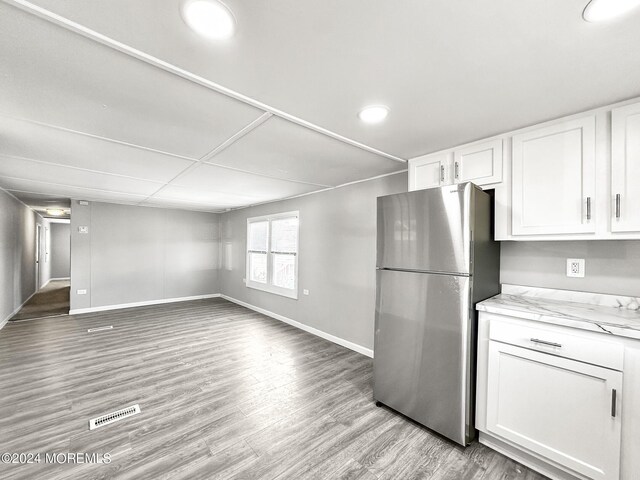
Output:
[35, 224, 41, 290]
[611, 101, 640, 233]
[511, 116, 596, 236]
[486, 341, 622, 480]
[374, 268, 472, 445]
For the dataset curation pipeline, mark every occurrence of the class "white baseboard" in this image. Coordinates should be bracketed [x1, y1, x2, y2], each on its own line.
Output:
[478, 432, 583, 480]
[0, 289, 39, 330]
[69, 293, 221, 315]
[40, 277, 71, 290]
[220, 294, 374, 358]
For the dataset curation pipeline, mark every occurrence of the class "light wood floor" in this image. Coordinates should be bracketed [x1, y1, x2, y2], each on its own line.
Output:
[0, 298, 547, 480]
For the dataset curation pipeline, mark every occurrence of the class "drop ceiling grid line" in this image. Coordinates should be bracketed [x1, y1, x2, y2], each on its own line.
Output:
[0, 152, 168, 186]
[2, 0, 407, 164]
[226, 168, 408, 212]
[0, 112, 331, 191]
[0, 175, 150, 199]
[0, 112, 199, 163]
[6, 187, 225, 213]
[138, 112, 332, 206]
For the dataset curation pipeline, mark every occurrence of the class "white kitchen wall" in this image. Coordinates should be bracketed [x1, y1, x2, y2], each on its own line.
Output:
[501, 240, 640, 296]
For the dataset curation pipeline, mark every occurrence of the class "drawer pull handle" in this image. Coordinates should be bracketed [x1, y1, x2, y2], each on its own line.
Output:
[611, 389, 617, 418]
[530, 338, 562, 348]
[615, 193, 621, 219]
[440, 165, 445, 182]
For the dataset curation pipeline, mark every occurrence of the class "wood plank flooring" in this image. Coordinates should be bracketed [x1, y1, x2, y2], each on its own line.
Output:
[0, 298, 547, 479]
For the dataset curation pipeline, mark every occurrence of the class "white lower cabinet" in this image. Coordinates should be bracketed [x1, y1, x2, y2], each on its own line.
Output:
[477, 313, 632, 480]
[486, 341, 622, 480]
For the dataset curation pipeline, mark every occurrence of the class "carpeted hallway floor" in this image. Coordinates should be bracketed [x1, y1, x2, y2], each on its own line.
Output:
[10, 279, 70, 321]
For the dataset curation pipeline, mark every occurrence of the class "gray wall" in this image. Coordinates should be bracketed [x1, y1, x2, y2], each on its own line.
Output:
[501, 240, 640, 296]
[70, 201, 220, 311]
[50, 222, 70, 279]
[219, 172, 408, 351]
[0, 189, 48, 325]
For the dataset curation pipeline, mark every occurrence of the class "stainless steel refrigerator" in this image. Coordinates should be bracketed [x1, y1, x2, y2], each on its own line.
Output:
[374, 182, 500, 446]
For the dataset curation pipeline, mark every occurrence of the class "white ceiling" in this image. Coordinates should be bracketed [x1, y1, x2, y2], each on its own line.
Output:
[1, 0, 640, 213]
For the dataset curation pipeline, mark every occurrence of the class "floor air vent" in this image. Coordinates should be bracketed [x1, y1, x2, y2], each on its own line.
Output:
[89, 404, 141, 430]
[87, 325, 113, 332]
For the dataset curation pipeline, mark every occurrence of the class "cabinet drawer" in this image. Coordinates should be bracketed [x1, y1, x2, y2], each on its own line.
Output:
[489, 317, 623, 371]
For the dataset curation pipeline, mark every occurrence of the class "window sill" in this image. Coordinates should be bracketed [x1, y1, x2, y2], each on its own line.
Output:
[246, 281, 298, 300]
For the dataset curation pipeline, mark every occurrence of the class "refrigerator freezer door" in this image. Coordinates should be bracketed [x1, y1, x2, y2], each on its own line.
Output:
[377, 183, 472, 274]
[373, 268, 472, 445]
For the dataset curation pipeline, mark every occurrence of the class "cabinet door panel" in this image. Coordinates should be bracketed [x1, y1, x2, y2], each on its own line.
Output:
[612, 102, 640, 233]
[487, 342, 621, 480]
[454, 139, 502, 186]
[409, 152, 451, 191]
[512, 116, 596, 235]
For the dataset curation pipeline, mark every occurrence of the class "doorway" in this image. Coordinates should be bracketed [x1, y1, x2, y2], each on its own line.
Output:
[12, 219, 71, 322]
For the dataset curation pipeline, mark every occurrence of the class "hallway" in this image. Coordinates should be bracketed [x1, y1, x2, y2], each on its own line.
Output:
[10, 279, 70, 321]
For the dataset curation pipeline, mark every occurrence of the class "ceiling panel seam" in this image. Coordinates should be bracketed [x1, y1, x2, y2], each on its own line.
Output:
[0, 113, 199, 163]
[0, 153, 168, 185]
[2, 0, 407, 164]
[0, 174, 150, 198]
[225, 169, 408, 212]
[137, 113, 332, 206]
[6, 186, 224, 212]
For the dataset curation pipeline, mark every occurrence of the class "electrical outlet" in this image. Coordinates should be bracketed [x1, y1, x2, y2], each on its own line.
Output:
[77, 289, 87, 295]
[566, 258, 585, 278]
[303, 289, 309, 295]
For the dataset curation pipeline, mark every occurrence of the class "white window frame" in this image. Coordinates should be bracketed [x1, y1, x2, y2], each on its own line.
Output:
[246, 211, 299, 299]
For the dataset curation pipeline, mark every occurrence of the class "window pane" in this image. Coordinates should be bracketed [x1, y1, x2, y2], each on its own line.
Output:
[249, 252, 267, 283]
[271, 217, 298, 253]
[248, 221, 268, 251]
[272, 253, 295, 289]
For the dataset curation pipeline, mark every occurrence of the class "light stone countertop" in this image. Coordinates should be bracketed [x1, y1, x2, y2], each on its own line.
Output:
[476, 284, 640, 341]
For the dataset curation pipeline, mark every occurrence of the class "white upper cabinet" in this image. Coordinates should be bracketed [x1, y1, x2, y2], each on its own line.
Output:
[453, 139, 502, 186]
[511, 116, 596, 236]
[611, 102, 640, 233]
[408, 151, 451, 191]
[409, 139, 502, 192]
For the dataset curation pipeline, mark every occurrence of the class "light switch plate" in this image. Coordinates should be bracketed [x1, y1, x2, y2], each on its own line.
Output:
[566, 258, 585, 278]
[303, 289, 309, 295]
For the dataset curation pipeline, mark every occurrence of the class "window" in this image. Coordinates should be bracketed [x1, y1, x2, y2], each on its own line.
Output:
[246, 211, 299, 298]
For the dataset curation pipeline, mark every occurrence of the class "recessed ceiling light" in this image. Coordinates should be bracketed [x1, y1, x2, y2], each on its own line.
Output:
[358, 105, 389, 124]
[46, 209, 65, 216]
[583, 0, 640, 22]
[181, 0, 236, 39]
